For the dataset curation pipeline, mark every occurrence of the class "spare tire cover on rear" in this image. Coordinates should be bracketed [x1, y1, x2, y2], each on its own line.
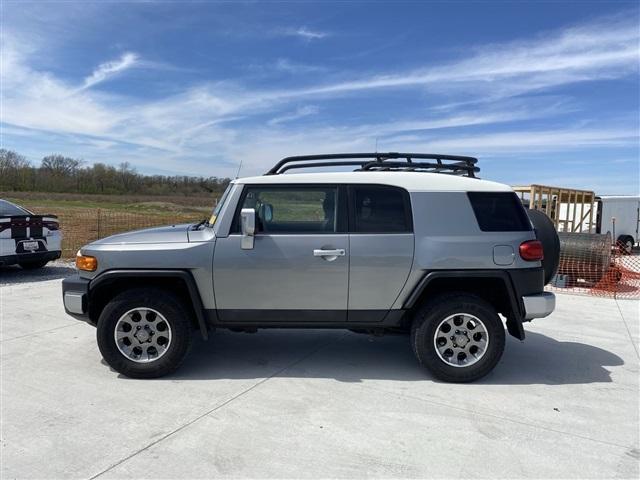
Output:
[526, 209, 560, 285]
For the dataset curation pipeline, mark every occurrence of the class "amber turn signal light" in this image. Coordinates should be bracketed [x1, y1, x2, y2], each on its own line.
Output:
[76, 254, 98, 271]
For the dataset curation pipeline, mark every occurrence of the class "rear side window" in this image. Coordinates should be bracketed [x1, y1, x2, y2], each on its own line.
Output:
[352, 185, 412, 233]
[467, 192, 532, 232]
[0, 200, 29, 216]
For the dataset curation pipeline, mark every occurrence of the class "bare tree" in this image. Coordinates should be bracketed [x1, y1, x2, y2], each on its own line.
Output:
[119, 162, 138, 191]
[41, 154, 83, 176]
[0, 149, 31, 190]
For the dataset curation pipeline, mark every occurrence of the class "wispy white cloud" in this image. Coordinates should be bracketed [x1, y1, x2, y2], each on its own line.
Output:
[274, 58, 326, 74]
[386, 127, 639, 154]
[80, 52, 139, 90]
[279, 26, 329, 41]
[268, 105, 320, 125]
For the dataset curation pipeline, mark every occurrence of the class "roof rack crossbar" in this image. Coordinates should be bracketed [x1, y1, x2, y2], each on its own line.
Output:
[279, 161, 368, 173]
[266, 152, 478, 177]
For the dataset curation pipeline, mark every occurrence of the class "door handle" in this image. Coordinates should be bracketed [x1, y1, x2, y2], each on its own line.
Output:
[313, 249, 346, 257]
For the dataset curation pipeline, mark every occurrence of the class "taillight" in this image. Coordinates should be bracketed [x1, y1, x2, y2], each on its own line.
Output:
[43, 221, 59, 231]
[519, 240, 544, 261]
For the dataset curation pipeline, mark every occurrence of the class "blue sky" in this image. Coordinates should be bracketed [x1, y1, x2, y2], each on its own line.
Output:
[1, 1, 639, 193]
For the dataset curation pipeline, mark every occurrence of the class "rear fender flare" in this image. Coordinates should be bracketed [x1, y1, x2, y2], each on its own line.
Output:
[403, 270, 525, 340]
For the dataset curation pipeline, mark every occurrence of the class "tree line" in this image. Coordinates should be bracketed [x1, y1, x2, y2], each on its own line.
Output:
[0, 149, 231, 196]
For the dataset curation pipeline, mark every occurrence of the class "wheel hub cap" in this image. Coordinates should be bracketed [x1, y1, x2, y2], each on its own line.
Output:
[135, 328, 151, 343]
[433, 313, 489, 368]
[114, 308, 172, 363]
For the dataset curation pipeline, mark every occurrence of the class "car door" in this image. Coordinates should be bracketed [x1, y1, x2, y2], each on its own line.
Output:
[347, 185, 415, 322]
[213, 184, 349, 323]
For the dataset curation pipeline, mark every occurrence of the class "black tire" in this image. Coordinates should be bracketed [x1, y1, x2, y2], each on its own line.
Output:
[526, 209, 560, 284]
[617, 235, 634, 255]
[97, 288, 193, 379]
[411, 293, 505, 383]
[19, 259, 49, 269]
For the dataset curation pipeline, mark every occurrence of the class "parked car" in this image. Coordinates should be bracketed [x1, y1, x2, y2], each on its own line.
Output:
[62, 153, 559, 382]
[0, 199, 62, 269]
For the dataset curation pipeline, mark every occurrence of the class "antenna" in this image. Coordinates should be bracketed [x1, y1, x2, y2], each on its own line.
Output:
[375, 137, 378, 153]
[235, 159, 243, 179]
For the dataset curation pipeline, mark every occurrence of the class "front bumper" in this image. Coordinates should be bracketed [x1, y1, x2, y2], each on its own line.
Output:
[62, 275, 94, 325]
[0, 250, 61, 267]
[522, 292, 555, 320]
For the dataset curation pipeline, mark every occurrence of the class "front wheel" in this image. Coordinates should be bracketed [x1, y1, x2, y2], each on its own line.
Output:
[97, 288, 193, 378]
[411, 293, 505, 382]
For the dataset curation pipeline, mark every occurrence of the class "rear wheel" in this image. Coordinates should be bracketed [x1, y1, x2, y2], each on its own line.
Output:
[411, 293, 505, 382]
[617, 235, 634, 255]
[97, 288, 193, 378]
[19, 259, 49, 269]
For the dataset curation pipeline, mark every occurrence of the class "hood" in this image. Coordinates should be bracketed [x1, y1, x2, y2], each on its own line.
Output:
[90, 223, 192, 245]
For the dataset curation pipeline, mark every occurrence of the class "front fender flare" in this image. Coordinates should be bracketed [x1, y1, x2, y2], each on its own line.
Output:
[90, 269, 209, 340]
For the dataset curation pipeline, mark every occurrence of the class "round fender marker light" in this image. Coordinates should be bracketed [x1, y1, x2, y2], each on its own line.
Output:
[76, 254, 98, 271]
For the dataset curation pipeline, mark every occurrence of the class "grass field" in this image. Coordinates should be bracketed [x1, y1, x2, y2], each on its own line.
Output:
[2, 191, 217, 258]
[3, 191, 215, 214]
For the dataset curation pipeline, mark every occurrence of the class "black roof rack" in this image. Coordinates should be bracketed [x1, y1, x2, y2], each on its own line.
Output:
[265, 152, 479, 178]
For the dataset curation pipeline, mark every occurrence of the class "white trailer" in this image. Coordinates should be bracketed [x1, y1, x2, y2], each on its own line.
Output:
[595, 196, 639, 252]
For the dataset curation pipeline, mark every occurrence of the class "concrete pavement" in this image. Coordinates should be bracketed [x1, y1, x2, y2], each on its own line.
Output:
[1, 274, 638, 479]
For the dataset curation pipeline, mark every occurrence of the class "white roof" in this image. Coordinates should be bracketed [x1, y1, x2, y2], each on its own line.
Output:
[234, 171, 511, 192]
[597, 195, 640, 200]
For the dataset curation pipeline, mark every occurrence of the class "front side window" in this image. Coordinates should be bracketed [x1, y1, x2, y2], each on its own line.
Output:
[352, 186, 412, 233]
[239, 187, 337, 233]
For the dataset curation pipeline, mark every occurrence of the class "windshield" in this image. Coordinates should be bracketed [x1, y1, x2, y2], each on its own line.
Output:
[0, 199, 30, 216]
[209, 184, 232, 225]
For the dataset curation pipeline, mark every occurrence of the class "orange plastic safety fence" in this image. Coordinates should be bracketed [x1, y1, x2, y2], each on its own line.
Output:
[547, 240, 640, 299]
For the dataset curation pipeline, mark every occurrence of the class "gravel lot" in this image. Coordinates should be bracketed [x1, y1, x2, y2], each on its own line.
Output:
[1, 267, 638, 479]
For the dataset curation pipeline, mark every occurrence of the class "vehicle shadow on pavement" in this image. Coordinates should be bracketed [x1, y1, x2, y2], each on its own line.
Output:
[164, 329, 624, 385]
[0, 263, 76, 285]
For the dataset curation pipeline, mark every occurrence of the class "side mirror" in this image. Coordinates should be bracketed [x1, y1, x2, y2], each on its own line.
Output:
[240, 208, 255, 249]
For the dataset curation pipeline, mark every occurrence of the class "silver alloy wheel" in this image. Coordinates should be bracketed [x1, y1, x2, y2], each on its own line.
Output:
[433, 313, 489, 368]
[114, 307, 172, 363]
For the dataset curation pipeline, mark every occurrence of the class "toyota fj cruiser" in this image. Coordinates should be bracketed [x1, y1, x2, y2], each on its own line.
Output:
[62, 153, 559, 382]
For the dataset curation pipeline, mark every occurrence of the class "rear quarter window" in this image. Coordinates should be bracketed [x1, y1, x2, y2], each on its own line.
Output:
[467, 192, 532, 232]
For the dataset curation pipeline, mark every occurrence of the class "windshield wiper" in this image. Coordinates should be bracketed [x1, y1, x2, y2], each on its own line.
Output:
[191, 218, 209, 230]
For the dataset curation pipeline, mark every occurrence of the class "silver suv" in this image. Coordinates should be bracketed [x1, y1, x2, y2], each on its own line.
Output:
[62, 153, 558, 382]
